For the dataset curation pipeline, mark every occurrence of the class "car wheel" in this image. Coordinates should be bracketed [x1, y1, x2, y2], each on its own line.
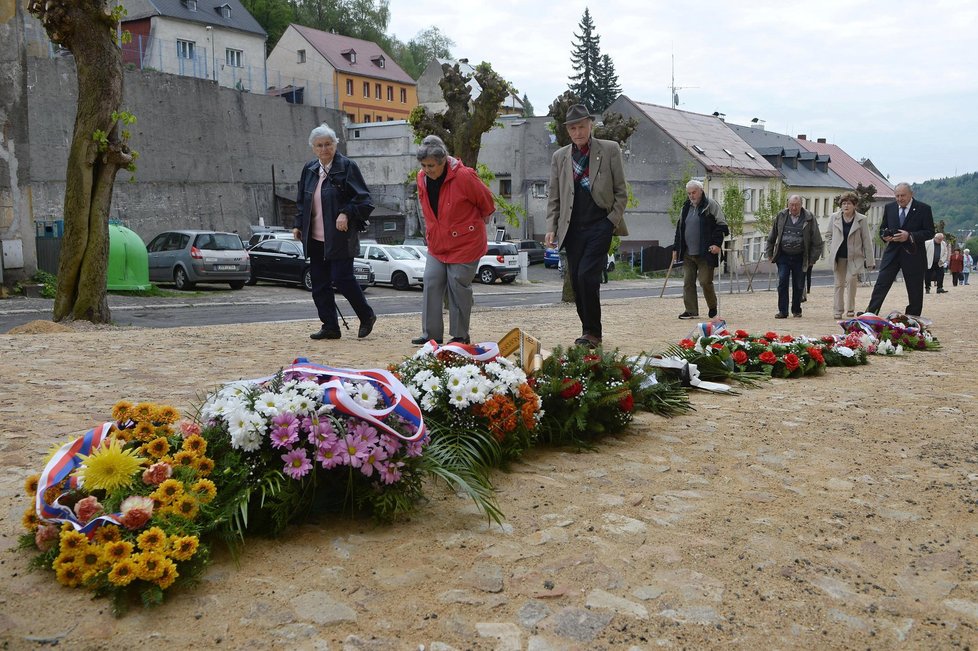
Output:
[229, 281, 245, 290]
[391, 271, 410, 291]
[173, 267, 194, 290]
[302, 268, 313, 291]
[246, 270, 258, 286]
[501, 276, 515, 284]
[479, 266, 496, 284]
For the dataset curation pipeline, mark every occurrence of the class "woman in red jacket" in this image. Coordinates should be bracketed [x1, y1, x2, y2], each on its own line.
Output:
[411, 135, 496, 345]
[949, 246, 965, 287]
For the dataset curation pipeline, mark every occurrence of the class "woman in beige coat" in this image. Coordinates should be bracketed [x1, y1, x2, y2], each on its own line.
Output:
[826, 192, 875, 318]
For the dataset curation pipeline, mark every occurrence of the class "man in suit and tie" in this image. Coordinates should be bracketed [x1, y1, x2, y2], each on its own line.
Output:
[865, 182, 935, 317]
[545, 104, 628, 348]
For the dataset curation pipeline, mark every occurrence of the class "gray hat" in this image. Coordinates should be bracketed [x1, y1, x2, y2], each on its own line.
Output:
[563, 104, 596, 125]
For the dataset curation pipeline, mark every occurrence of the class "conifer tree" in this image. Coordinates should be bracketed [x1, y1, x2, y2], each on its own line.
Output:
[521, 93, 535, 117]
[567, 8, 601, 111]
[594, 54, 621, 112]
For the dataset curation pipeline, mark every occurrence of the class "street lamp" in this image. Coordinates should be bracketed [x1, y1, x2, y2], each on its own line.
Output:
[205, 25, 215, 82]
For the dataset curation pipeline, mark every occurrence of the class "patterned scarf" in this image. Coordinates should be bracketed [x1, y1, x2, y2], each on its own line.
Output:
[572, 143, 591, 193]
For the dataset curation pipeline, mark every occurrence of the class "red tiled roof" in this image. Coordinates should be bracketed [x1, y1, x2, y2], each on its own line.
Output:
[795, 138, 894, 199]
[292, 24, 415, 85]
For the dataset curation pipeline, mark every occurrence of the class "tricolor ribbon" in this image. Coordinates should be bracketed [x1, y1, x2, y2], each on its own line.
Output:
[35, 422, 124, 533]
[416, 340, 500, 362]
[689, 319, 729, 340]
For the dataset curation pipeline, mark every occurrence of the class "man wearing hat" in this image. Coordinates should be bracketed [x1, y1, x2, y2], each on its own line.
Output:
[545, 104, 628, 348]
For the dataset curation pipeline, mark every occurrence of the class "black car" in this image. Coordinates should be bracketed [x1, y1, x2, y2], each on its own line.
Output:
[247, 239, 374, 291]
[508, 239, 546, 264]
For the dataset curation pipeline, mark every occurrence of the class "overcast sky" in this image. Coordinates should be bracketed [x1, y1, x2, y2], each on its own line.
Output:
[388, 0, 976, 184]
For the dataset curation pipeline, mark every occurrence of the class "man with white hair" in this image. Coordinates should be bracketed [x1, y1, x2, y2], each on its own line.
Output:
[672, 180, 728, 319]
[924, 232, 949, 294]
[865, 182, 935, 317]
[765, 195, 823, 318]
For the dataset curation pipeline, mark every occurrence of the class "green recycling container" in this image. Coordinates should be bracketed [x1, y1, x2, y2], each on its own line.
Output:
[107, 222, 151, 291]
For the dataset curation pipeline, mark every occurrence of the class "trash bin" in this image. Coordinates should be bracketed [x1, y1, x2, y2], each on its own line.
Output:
[107, 222, 150, 291]
[34, 220, 64, 275]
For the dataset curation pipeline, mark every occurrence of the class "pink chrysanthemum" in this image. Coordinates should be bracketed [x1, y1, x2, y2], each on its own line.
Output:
[315, 441, 344, 469]
[349, 420, 379, 447]
[281, 449, 313, 479]
[405, 437, 427, 458]
[360, 445, 389, 478]
[307, 419, 336, 447]
[379, 433, 401, 456]
[379, 461, 404, 485]
[340, 433, 369, 468]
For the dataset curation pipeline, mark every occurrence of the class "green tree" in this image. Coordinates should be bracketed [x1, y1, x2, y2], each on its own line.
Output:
[241, 0, 293, 52]
[547, 91, 636, 148]
[667, 164, 697, 226]
[853, 182, 877, 215]
[28, 0, 135, 323]
[567, 8, 601, 112]
[594, 54, 621, 112]
[721, 177, 745, 242]
[521, 93, 534, 117]
[294, 0, 391, 48]
[407, 61, 509, 168]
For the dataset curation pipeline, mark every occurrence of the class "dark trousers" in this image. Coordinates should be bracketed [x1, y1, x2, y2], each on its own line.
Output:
[307, 239, 373, 331]
[563, 219, 614, 338]
[951, 271, 961, 287]
[776, 253, 805, 315]
[927, 266, 945, 290]
[867, 249, 925, 317]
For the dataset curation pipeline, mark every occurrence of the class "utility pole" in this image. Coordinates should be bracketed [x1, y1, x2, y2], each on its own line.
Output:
[668, 52, 697, 109]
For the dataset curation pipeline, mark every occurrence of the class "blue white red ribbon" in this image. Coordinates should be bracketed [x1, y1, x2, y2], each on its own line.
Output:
[35, 422, 124, 533]
[417, 340, 500, 362]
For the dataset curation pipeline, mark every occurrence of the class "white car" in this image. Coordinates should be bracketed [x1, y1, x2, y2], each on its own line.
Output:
[477, 241, 520, 284]
[357, 244, 426, 290]
[400, 244, 429, 261]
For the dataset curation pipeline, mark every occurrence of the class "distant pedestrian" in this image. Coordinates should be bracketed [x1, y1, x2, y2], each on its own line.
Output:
[826, 192, 874, 318]
[672, 179, 728, 319]
[865, 183, 935, 317]
[963, 249, 973, 285]
[949, 246, 964, 287]
[766, 195, 823, 319]
[924, 232, 949, 294]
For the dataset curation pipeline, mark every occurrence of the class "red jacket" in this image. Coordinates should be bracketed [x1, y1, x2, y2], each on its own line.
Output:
[416, 156, 495, 264]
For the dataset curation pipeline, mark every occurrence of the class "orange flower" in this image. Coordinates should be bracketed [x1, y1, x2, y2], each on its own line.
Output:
[24, 474, 40, 496]
[194, 457, 215, 476]
[181, 435, 207, 456]
[131, 402, 156, 423]
[112, 401, 134, 422]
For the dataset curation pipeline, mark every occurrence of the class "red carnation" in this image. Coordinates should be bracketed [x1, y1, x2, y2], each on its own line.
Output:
[754, 338, 770, 345]
[807, 346, 825, 364]
[735, 329, 750, 338]
[779, 335, 794, 343]
[711, 343, 725, 350]
[784, 353, 800, 371]
[618, 391, 634, 412]
[732, 350, 748, 365]
[679, 338, 696, 349]
[583, 354, 601, 366]
[759, 350, 778, 365]
[559, 379, 583, 399]
[764, 331, 778, 341]
[619, 365, 632, 380]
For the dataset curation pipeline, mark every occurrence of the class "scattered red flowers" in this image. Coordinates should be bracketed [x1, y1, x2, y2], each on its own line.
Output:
[618, 392, 634, 412]
[732, 350, 748, 365]
[807, 346, 825, 364]
[679, 338, 696, 349]
[559, 379, 583, 399]
[759, 351, 778, 365]
[783, 353, 800, 371]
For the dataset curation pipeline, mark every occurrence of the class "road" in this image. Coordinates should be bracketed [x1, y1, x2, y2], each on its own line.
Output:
[0, 265, 838, 332]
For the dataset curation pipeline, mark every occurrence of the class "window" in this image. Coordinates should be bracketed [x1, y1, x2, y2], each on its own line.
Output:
[804, 197, 811, 210]
[297, 49, 306, 64]
[387, 85, 394, 101]
[375, 83, 381, 99]
[814, 198, 820, 216]
[346, 79, 353, 95]
[711, 188, 719, 201]
[692, 144, 706, 154]
[185, 0, 197, 10]
[373, 56, 385, 68]
[176, 39, 195, 60]
[384, 222, 397, 232]
[218, 4, 231, 18]
[342, 49, 357, 64]
[387, 116, 394, 121]
[363, 115, 371, 123]
[499, 179, 512, 198]
[225, 48, 242, 67]
[531, 181, 547, 198]
[348, 113, 356, 123]
[400, 88, 407, 103]
[362, 81, 369, 97]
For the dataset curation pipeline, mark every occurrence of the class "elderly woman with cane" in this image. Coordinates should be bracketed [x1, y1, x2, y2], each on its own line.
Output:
[293, 123, 377, 340]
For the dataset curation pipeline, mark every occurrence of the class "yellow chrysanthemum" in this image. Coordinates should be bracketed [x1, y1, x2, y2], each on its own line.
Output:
[136, 526, 167, 552]
[172, 495, 199, 520]
[77, 544, 105, 572]
[181, 435, 207, 456]
[59, 530, 88, 551]
[21, 507, 40, 532]
[24, 474, 40, 496]
[144, 437, 170, 459]
[194, 457, 215, 476]
[151, 478, 184, 504]
[172, 450, 196, 467]
[131, 402, 156, 423]
[55, 562, 84, 587]
[92, 524, 122, 545]
[167, 535, 199, 561]
[113, 428, 134, 443]
[112, 400, 134, 422]
[156, 558, 179, 589]
[103, 540, 134, 561]
[191, 478, 217, 503]
[132, 422, 156, 442]
[107, 559, 138, 586]
[53, 552, 78, 569]
[153, 405, 180, 425]
[75, 438, 145, 492]
[133, 551, 166, 580]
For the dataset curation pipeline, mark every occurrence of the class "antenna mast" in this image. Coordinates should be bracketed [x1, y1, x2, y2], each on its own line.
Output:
[669, 52, 698, 109]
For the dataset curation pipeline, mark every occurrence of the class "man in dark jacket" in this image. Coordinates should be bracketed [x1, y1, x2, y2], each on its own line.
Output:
[673, 180, 728, 319]
[765, 195, 823, 318]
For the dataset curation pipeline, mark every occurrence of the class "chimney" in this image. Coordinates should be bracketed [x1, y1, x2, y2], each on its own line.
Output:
[797, 134, 807, 140]
[817, 138, 827, 143]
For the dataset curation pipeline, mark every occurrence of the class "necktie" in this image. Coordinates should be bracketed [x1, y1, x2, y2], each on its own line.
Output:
[899, 207, 907, 226]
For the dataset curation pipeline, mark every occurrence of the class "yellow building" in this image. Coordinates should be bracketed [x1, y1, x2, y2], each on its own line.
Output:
[266, 24, 417, 123]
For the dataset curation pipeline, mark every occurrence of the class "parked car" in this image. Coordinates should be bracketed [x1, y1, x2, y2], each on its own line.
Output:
[146, 230, 251, 290]
[544, 246, 560, 268]
[247, 227, 294, 248]
[402, 237, 427, 247]
[477, 242, 520, 284]
[508, 239, 546, 264]
[400, 244, 429, 261]
[357, 243, 426, 290]
[247, 239, 374, 291]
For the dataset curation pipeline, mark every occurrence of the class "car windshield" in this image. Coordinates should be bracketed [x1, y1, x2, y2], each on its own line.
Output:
[196, 233, 244, 251]
[386, 247, 417, 261]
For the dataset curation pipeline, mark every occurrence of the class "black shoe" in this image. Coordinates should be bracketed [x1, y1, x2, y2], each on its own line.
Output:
[800, 297, 807, 303]
[411, 336, 442, 345]
[792, 312, 802, 318]
[573, 334, 601, 349]
[357, 314, 377, 339]
[310, 326, 341, 340]
[708, 308, 718, 318]
[925, 288, 931, 294]
[937, 289, 948, 294]
[678, 312, 698, 320]
[774, 313, 788, 319]
[448, 336, 470, 344]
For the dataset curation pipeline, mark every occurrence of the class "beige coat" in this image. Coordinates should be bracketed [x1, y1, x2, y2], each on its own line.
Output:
[546, 136, 628, 246]
[826, 210, 873, 276]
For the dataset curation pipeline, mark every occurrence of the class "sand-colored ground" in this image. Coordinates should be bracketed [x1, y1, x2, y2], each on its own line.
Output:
[1, 282, 976, 650]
